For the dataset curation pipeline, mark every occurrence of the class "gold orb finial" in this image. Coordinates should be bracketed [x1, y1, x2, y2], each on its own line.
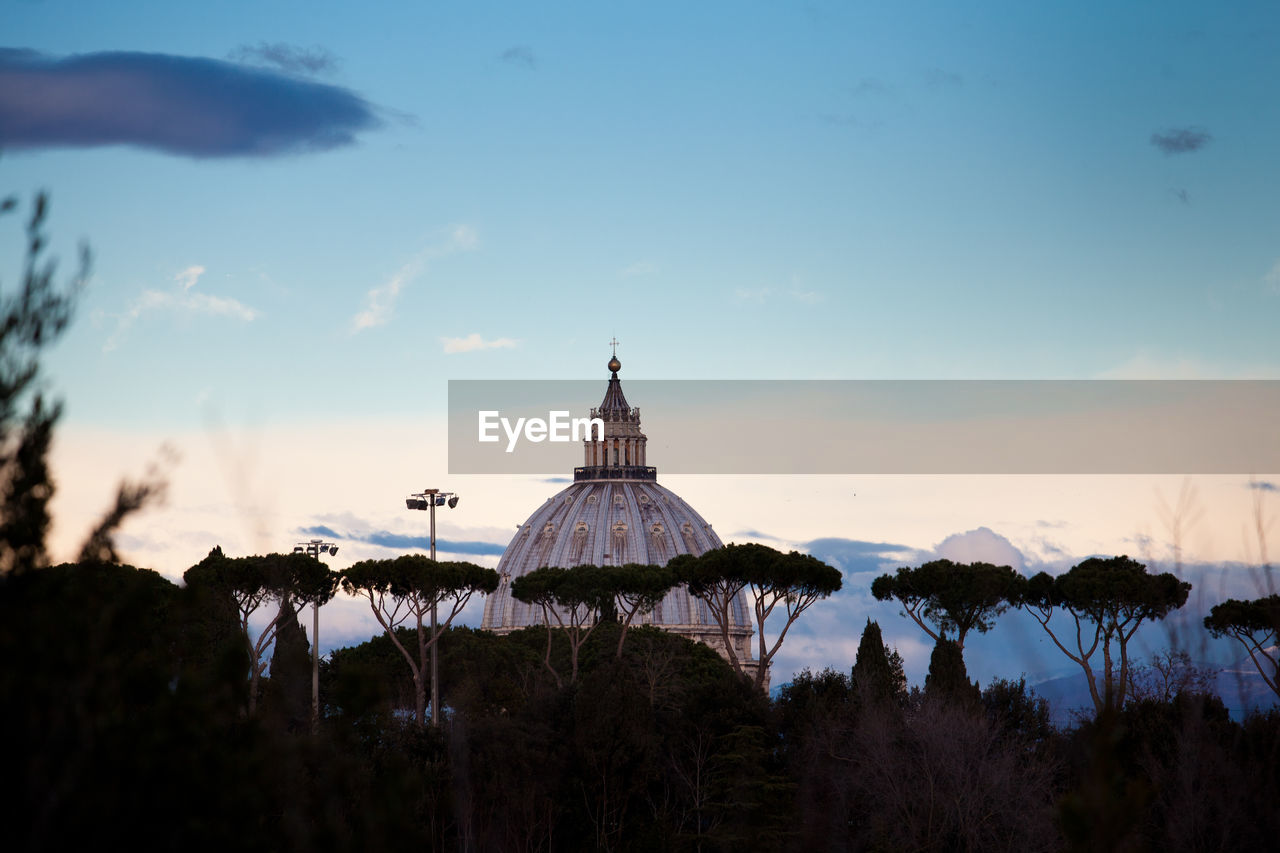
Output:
[608, 336, 621, 373]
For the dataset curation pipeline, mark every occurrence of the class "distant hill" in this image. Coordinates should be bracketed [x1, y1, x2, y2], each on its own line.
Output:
[1030, 651, 1278, 723]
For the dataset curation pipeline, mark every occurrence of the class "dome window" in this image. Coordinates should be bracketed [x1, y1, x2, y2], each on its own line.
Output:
[612, 521, 628, 534]
[650, 523, 664, 535]
[613, 494, 625, 505]
[586, 494, 599, 504]
[542, 522, 556, 534]
[575, 522, 589, 535]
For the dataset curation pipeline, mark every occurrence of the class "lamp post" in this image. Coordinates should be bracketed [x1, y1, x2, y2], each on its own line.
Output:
[405, 488, 459, 727]
[293, 538, 338, 733]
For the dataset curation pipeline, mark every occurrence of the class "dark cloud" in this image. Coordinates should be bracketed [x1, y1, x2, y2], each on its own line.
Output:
[1150, 127, 1211, 155]
[0, 49, 381, 158]
[298, 525, 506, 557]
[228, 42, 338, 76]
[1249, 480, 1278, 492]
[1172, 188, 1191, 204]
[500, 46, 537, 69]
[540, 477, 572, 484]
[803, 537, 916, 575]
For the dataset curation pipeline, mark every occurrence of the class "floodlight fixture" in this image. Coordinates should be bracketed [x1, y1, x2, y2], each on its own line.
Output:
[447, 496, 459, 509]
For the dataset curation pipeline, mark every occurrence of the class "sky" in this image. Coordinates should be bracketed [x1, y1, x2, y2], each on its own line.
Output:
[3, 0, 1278, 694]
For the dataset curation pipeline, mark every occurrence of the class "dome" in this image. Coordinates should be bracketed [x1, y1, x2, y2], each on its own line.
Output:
[481, 479, 751, 635]
[481, 352, 757, 668]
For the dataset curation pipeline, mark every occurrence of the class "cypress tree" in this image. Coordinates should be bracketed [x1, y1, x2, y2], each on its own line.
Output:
[925, 637, 979, 705]
[851, 619, 896, 704]
[263, 596, 312, 732]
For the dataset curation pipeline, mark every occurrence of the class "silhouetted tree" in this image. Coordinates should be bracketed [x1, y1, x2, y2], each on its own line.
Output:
[185, 548, 337, 714]
[1204, 594, 1280, 699]
[0, 191, 83, 576]
[511, 563, 617, 685]
[1021, 556, 1191, 714]
[341, 555, 498, 725]
[675, 543, 843, 691]
[1125, 649, 1218, 705]
[612, 562, 678, 657]
[871, 559, 1022, 653]
[850, 619, 905, 706]
[925, 637, 980, 706]
[263, 595, 313, 732]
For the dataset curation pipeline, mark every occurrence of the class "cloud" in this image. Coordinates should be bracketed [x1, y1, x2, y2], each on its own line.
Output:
[0, 48, 381, 157]
[228, 42, 338, 76]
[351, 225, 478, 332]
[734, 529, 782, 541]
[1248, 481, 1278, 492]
[441, 333, 519, 354]
[1150, 127, 1211, 156]
[803, 537, 917, 576]
[499, 46, 537, 70]
[540, 477, 573, 484]
[1172, 188, 1191, 204]
[298, 524, 506, 557]
[933, 527, 1027, 572]
[104, 265, 257, 351]
[352, 255, 424, 332]
[175, 265, 205, 291]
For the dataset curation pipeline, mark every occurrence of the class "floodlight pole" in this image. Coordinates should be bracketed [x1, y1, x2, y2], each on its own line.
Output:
[405, 487, 457, 727]
[429, 493, 439, 728]
[295, 538, 336, 734]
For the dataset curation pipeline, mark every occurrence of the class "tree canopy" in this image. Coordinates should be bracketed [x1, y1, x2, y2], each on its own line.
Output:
[185, 547, 339, 714]
[1021, 555, 1191, 713]
[1204, 593, 1280, 699]
[674, 542, 843, 691]
[511, 564, 617, 684]
[871, 559, 1023, 652]
[341, 554, 498, 725]
[611, 562, 678, 656]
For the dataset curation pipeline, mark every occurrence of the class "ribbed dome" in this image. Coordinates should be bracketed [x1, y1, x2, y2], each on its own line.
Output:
[481, 479, 751, 637]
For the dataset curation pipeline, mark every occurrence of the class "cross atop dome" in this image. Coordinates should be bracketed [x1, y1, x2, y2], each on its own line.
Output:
[608, 337, 621, 375]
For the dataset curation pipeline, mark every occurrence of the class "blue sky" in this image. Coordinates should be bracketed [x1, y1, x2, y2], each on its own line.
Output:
[4, 1, 1278, 688]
